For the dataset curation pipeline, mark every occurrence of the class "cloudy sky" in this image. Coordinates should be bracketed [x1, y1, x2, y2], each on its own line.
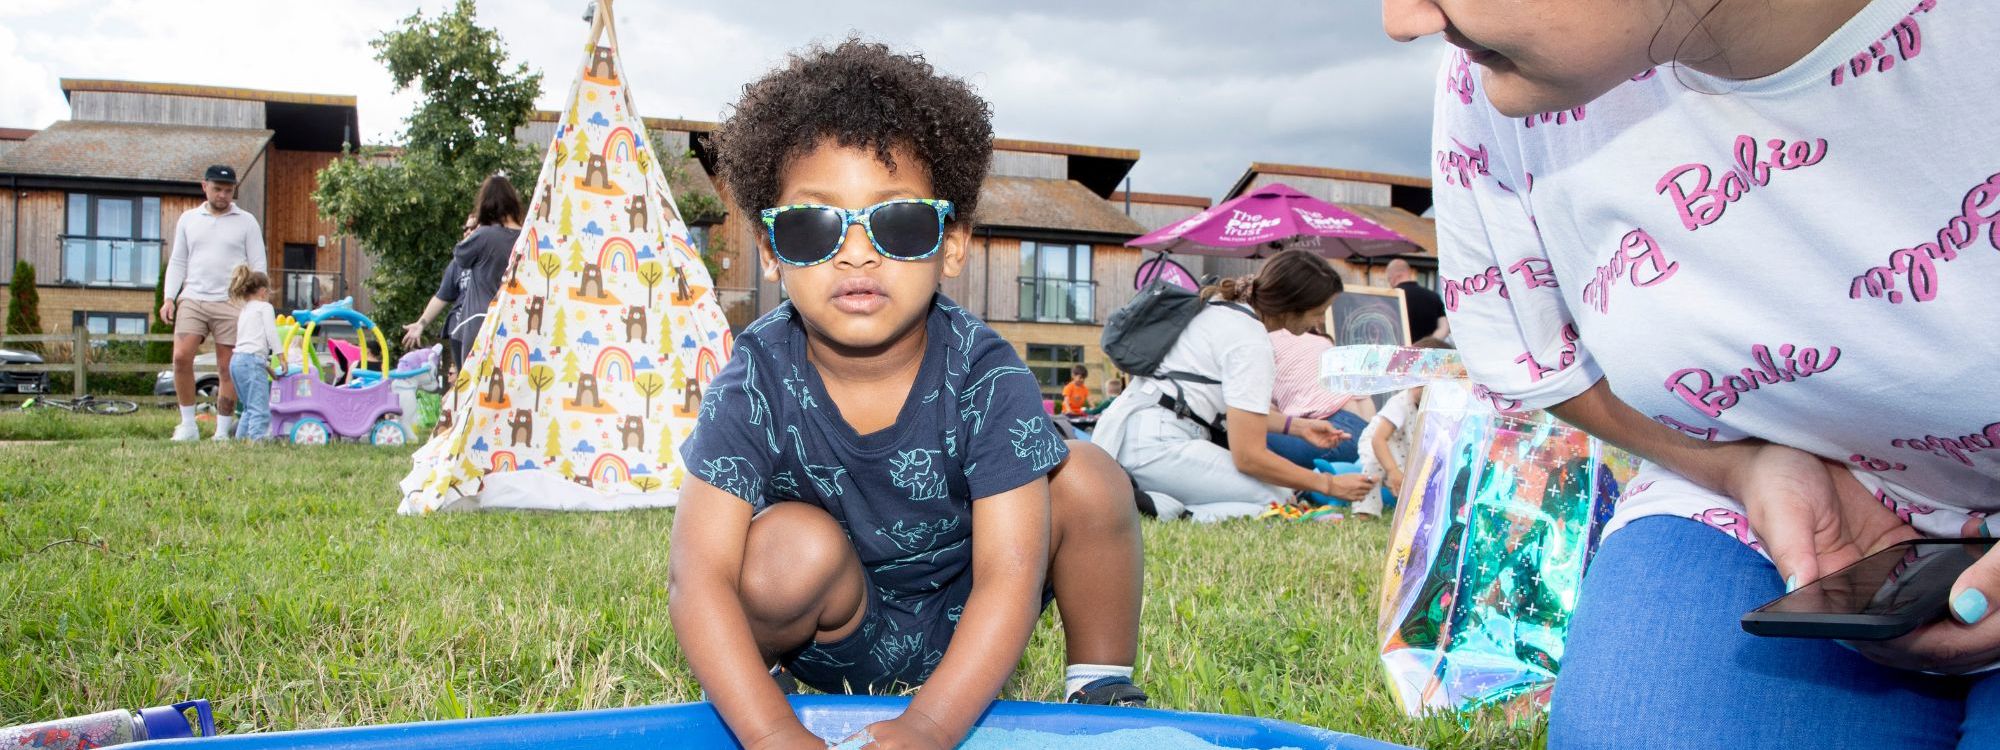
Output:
[0, 0, 1447, 199]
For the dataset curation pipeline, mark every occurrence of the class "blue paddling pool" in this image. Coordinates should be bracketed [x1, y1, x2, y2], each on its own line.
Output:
[124, 696, 1410, 750]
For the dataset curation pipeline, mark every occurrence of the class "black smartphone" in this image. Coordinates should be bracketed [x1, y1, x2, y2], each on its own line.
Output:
[1741, 538, 1995, 641]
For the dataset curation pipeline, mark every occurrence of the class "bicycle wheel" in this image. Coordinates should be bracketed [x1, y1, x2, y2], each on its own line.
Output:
[85, 399, 140, 415]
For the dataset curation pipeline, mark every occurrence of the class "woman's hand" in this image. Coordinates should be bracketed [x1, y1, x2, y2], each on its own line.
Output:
[1724, 443, 2000, 671]
[1732, 443, 1918, 595]
[1854, 537, 2000, 673]
[1292, 418, 1349, 449]
[1322, 472, 1377, 502]
[401, 322, 425, 349]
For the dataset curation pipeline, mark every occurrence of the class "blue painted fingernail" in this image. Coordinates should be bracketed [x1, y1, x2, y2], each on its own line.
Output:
[1785, 575, 1799, 593]
[1953, 589, 1988, 625]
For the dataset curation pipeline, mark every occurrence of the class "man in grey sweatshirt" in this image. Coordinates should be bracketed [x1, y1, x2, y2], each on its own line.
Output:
[160, 164, 266, 441]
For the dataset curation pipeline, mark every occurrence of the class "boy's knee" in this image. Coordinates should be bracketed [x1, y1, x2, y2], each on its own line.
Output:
[1051, 441, 1137, 531]
[743, 503, 856, 617]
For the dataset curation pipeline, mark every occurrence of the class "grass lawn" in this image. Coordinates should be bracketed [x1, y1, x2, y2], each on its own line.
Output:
[0, 412, 1544, 749]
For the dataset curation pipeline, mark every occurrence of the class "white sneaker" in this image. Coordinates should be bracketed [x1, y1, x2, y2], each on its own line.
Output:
[211, 431, 231, 442]
[170, 422, 200, 442]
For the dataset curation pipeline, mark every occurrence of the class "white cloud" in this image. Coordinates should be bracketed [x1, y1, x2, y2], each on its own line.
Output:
[0, 0, 1445, 197]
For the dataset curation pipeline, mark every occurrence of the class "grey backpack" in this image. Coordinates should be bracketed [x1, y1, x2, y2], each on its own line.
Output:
[1101, 280, 1254, 446]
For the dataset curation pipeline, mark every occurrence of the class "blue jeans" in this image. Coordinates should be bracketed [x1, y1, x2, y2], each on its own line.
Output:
[230, 356, 272, 441]
[1552, 516, 2000, 749]
[1267, 410, 1369, 468]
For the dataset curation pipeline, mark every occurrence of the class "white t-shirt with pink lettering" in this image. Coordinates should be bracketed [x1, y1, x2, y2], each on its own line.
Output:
[1433, 0, 2000, 551]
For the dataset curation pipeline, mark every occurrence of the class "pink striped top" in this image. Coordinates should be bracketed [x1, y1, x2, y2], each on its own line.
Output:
[1269, 329, 1352, 419]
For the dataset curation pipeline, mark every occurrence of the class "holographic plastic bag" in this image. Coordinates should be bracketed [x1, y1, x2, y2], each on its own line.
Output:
[1373, 380, 1640, 718]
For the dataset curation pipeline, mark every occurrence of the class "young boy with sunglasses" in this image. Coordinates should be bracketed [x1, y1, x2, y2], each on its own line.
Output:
[669, 40, 1147, 750]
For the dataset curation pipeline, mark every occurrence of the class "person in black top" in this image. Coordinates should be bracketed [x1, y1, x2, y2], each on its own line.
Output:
[1387, 258, 1448, 342]
[402, 175, 524, 369]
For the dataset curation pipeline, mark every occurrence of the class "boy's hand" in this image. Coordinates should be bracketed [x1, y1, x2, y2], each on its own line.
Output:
[745, 725, 829, 750]
[843, 715, 951, 750]
[1386, 469, 1405, 495]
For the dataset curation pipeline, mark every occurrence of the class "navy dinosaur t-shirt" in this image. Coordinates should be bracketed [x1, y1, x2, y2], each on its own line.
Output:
[680, 294, 1068, 598]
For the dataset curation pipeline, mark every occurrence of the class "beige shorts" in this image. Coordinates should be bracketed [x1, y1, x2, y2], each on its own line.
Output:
[173, 298, 242, 345]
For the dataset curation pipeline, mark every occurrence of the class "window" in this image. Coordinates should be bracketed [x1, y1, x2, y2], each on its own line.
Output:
[63, 193, 163, 287]
[1017, 241, 1095, 323]
[688, 224, 711, 253]
[73, 311, 149, 336]
[1023, 343, 1086, 397]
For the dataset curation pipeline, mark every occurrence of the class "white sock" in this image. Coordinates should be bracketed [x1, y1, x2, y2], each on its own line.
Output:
[216, 416, 234, 435]
[179, 406, 197, 424]
[1064, 664, 1134, 696]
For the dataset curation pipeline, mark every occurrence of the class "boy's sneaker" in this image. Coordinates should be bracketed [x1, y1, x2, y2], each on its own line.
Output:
[170, 422, 200, 442]
[1066, 676, 1148, 707]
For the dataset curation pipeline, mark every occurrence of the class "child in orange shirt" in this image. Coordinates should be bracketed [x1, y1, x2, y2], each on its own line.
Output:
[1061, 364, 1092, 415]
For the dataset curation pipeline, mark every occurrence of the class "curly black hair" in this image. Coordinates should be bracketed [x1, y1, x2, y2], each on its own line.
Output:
[714, 38, 994, 224]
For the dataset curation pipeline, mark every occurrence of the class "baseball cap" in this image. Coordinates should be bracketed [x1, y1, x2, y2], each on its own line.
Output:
[204, 164, 238, 184]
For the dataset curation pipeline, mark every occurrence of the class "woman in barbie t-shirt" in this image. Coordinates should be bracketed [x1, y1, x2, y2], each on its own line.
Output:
[1386, 0, 2000, 747]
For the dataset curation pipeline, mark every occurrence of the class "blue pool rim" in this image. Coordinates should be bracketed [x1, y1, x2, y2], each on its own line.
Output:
[124, 695, 1413, 749]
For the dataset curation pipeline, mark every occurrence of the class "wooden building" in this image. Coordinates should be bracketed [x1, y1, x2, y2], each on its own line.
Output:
[0, 79, 368, 336]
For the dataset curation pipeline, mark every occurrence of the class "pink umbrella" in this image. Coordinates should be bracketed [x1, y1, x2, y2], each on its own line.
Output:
[1127, 182, 1415, 259]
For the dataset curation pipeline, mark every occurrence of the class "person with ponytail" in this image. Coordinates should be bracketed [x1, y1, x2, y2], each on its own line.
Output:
[1092, 249, 1380, 521]
[226, 265, 280, 441]
[402, 174, 524, 368]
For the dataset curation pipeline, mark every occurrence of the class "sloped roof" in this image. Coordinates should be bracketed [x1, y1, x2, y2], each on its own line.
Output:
[0, 120, 272, 183]
[1346, 203, 1437, 255]
[975, 176, 1147, 238]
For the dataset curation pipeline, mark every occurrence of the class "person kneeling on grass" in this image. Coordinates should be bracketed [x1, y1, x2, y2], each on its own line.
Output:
[669, 39, 1146, 750]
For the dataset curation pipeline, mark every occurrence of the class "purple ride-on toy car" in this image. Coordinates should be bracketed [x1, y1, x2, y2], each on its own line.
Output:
[269, 299, 435, 445]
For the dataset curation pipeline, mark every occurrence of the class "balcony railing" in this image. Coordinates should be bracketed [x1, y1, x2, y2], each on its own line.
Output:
[1016, 277, 1096, 324]
[60, 235, 162, 288]
[275, 269, 344, 311]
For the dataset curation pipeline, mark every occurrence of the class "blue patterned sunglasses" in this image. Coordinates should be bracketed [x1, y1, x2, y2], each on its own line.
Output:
[759, 198, 956, 267]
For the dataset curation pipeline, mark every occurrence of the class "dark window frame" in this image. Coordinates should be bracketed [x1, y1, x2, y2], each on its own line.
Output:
[60, 192, 163, 289]
[1016, 241, 1097, 324]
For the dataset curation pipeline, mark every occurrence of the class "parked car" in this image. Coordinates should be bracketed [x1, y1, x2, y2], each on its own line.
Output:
[0, 347, 51, 394]
[152, 320, 378, 398]
[153, 352, 219, 398]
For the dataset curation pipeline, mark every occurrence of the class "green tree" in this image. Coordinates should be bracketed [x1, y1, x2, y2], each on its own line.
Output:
[312, 0, 542, 329]
[633, 371, 665, 414]
[550, 310, 569, 348]
[637, 261, 663, 301]
[147, 255, 173, 362]
[527, 363, 555, 409]
[560, 350, 581, 387]
[570, 129, 590, 168]
[567, 239, 586, 274]
[5, 261, 43, 349]
[558, 197, 574, 238]
[544, 420, 562, 462]
[536, 251, 562, 297]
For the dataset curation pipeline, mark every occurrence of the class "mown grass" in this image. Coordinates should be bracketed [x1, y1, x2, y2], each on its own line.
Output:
[0, 414, 1542, 748]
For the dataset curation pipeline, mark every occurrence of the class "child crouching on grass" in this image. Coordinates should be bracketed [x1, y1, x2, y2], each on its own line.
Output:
[669, 39, 1147, 750]
[227, 265, 280, 441]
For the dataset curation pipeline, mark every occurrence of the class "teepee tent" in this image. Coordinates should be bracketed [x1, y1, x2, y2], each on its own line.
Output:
[400, 0, 732, 513]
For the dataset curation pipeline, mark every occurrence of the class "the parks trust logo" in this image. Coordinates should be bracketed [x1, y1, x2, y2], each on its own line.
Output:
[1221, 209, 1280, 237]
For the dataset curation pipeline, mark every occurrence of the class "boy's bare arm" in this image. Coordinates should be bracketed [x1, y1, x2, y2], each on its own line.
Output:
[668, 478, 819, 749]
[875, 478, 1052, 748]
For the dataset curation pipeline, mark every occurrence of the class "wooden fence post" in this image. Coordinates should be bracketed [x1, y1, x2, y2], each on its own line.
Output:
[72, 326, 89, 397]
